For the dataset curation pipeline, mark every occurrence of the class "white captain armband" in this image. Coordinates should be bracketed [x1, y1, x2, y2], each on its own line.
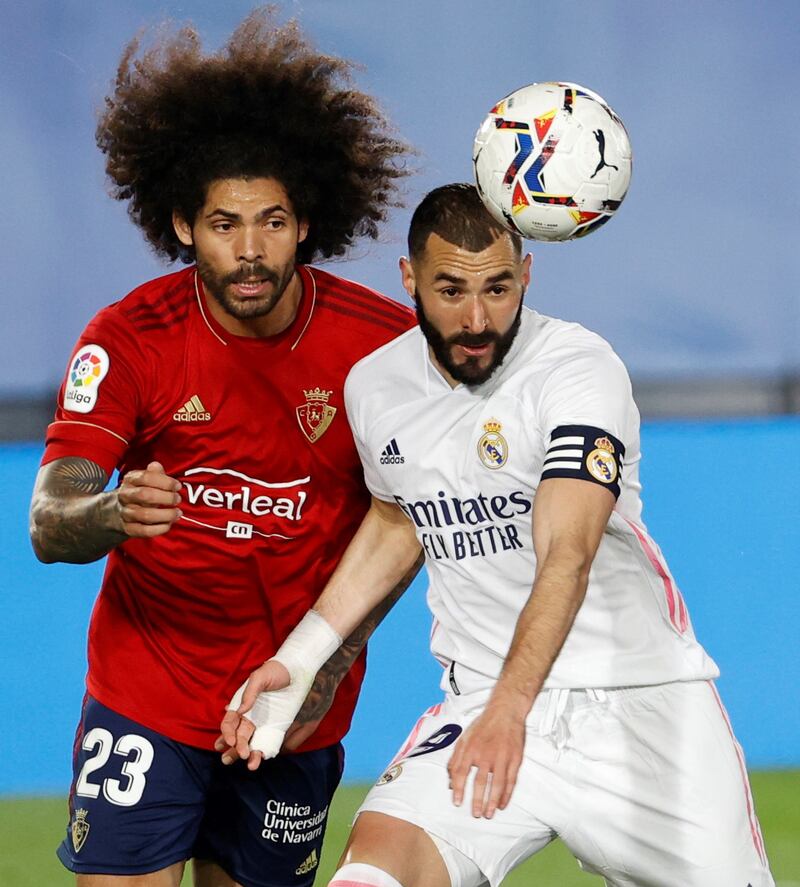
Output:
[541, 425, 626, 499]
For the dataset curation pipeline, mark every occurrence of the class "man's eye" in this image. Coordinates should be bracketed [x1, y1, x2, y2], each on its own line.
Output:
[441, 288, 459, 298]
[266, 219, 286, 230]
[490, 286, 508, 296]
[213, 223, 234, 233]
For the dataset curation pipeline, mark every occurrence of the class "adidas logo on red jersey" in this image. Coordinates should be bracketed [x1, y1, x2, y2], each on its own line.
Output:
[174, 395, 211, 422]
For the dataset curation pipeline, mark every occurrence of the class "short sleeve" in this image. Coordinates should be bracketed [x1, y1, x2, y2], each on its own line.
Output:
[344, 369, 395, 503]
[536, 347, 634, 498]
[43, 308, 147, 475]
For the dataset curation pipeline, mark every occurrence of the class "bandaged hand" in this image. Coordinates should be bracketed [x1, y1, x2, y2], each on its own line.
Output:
[218, 611, 342, 769]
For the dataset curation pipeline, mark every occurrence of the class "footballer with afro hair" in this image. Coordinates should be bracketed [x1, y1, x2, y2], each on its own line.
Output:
[32, 9, 419, 886]
[97, 8, 409, 264]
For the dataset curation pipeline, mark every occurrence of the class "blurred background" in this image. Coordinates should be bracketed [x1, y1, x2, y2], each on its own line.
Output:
[1, 0, 798, 882]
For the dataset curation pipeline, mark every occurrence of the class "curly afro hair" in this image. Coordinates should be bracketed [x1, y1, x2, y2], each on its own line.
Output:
[96, 8, 411, 264]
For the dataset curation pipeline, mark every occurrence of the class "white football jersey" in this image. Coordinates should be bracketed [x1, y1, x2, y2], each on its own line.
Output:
[345, 308, 718, 687]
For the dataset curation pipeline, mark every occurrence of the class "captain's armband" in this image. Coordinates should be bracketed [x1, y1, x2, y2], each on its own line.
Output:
[540, 425, 625, 499]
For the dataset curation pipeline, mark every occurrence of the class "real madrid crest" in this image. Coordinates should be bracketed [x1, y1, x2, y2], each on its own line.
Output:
[477, 418, 508, 470]
[296, 387, 337, 443]
[586, 436, 618, 484]
[71, 808, 90, 853]
[376, 763, 403, 785]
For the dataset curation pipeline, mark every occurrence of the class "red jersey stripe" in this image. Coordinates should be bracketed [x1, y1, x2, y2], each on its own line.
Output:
[318, 301, 413, 335]
[323, 284, 413, 324]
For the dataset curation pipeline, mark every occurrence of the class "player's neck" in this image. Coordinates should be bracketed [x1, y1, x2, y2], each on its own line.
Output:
[202, 270, 304, 339]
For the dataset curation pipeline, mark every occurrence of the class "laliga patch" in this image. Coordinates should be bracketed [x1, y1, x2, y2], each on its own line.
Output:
[64, 344, 110, 414]
[540, 424, 625, 499]
[407, 724, 462, 758]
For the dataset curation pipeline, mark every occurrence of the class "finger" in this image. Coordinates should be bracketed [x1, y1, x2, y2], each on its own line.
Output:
[221, 746, 240, 766]
[241, 681, 265, 714]
[119, 485, 182, 508]
[471, 767, 490, 819]
[125, 465, 182, 492]
[485, 766, 506, 819]
[220, 710, 241, 749]
[247, 749, 264, 771]
[498, 754, 523, 811]
[121, 521, 180, 539]
[448, 751, 469, 807]
[235, 719, 255, 761]
[121, 505, 182, 526]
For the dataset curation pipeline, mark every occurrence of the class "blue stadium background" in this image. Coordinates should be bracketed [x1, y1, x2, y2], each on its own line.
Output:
[1, 0, 799, 795]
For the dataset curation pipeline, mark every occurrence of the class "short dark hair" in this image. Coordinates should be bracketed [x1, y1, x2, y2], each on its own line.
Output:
[97, 8, 411, 264]
[407, 183, 522, 260]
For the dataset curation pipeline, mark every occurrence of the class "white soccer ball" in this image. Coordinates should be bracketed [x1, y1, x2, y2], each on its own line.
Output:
[473, 81, 632, 242]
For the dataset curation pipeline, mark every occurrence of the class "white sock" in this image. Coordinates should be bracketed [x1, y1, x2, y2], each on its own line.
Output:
[329, 862, 405, 887]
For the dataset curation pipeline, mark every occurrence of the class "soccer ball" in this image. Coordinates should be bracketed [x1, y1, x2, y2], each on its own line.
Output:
[473, 82, 632, 242]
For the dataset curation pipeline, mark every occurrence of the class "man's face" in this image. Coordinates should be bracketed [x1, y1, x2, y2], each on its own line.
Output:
[173, 177, 308, 328]
[401, 232, 531, 387]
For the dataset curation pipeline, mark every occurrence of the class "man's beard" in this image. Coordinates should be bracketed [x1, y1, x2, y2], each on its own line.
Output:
[415, 292, 523, 387]
[197, 258, 296, 320]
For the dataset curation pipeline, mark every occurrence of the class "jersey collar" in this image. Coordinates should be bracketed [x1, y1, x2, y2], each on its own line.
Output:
[193, 265, 318, 349]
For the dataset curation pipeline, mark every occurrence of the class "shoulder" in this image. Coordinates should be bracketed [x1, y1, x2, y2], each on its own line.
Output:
[344, 327, 422, 415]
[84, 266, 196, 339]
[521, 310, 630, 384]
[306, 266, 415, 344]
[114, 266, 197, 334]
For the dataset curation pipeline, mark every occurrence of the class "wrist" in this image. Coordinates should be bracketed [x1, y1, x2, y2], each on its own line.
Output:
[487, 680, 538, 721]
[272, 610, 342, 682]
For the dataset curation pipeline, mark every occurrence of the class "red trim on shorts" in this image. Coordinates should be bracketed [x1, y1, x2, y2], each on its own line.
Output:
[330, 881, 384, 887]
[707, 682, 767, 866]
[389, 703, 443, 768]
[624, 518, 688, 633]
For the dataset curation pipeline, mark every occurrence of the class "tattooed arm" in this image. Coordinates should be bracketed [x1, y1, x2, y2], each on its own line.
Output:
[281, 551, 425, 751]
[30, 457, 182, 564]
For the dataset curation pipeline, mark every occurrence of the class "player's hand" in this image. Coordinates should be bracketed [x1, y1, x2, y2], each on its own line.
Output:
[114, 461, 182, 538]
[218, 660, 292, 770]
[447, 706, 525, 819]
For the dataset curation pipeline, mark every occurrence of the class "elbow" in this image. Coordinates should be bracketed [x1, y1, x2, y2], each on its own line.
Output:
[29, 502, 58, 563]
[30, 524, 56, 564]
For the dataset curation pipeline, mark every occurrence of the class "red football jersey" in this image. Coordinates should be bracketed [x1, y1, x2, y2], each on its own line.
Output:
[44, 265, 415, 751]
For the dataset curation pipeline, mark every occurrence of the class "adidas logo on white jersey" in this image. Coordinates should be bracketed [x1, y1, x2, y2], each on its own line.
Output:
[173, 395, 211, 422]
[380, 438, 405, 464]
[295, 849, 319, 875]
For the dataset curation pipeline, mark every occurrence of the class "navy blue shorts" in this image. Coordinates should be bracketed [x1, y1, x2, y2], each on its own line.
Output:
[57, 696, 344, 886]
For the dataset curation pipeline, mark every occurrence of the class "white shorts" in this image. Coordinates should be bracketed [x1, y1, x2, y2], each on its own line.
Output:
[356, 670, 773, 887]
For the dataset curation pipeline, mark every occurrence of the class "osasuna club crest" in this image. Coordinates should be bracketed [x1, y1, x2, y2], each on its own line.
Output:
[296, 387, 337, 443]
[477, 418, 508, 470]
[71, 808, 90, 853]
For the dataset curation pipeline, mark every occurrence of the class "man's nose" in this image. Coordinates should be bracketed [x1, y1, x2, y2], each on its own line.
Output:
[462, 296, 488, 333]
[236, 228, 263, 263]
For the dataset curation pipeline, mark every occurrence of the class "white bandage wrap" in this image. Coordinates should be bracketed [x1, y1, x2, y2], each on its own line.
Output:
[330, 863, 404, 887]
[232, 610, 342, 760]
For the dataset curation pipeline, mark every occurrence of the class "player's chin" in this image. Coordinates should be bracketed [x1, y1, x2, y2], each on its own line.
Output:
[224, 294, 277, 319]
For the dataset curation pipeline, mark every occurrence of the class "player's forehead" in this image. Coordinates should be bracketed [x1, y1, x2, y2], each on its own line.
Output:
[201, 176, 296, 217]
[415, 232, 521, 283]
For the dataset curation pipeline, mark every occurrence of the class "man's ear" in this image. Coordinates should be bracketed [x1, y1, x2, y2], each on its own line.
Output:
[173, 211, 194, 247]
[399, 256, 417, 301]
[522, 252, 532, 290]
[297, 218, 309, 245]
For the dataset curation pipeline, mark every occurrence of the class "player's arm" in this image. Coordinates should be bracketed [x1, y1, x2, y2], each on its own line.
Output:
[30, 457, 182, 564]
[220, 495, 422, 767]
[447, 476, 615, 818]
[280, 547, 424, 751]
